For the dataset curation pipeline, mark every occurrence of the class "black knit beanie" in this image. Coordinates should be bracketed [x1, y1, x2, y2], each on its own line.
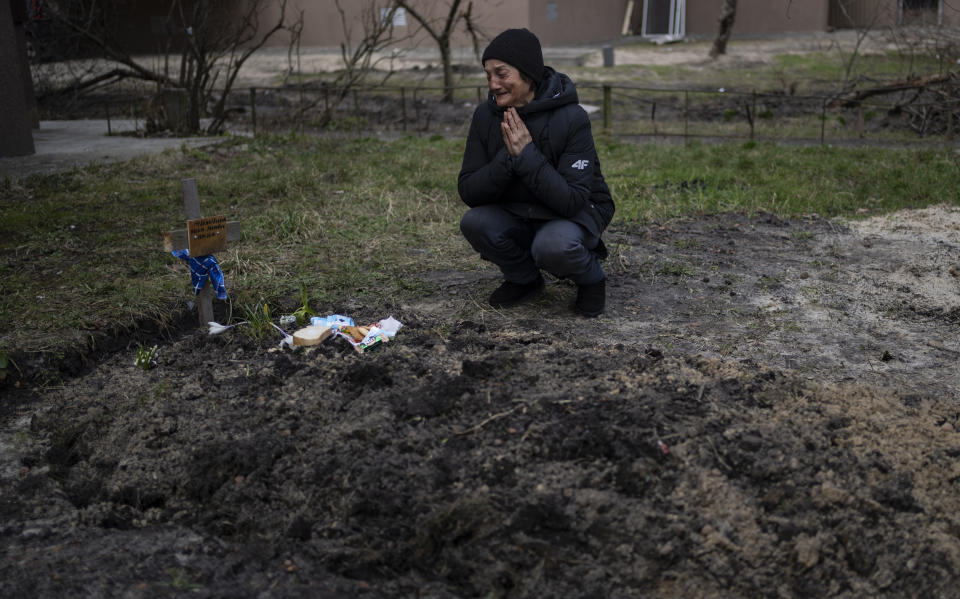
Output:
[481, 28, 544, 85]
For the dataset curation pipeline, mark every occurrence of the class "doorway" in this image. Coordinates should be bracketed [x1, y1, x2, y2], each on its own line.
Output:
[641, 0, 685, 41]
[899, 0, 942, 26]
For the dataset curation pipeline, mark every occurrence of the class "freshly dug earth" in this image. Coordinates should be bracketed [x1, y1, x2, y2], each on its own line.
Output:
[3, 207, 960, 598]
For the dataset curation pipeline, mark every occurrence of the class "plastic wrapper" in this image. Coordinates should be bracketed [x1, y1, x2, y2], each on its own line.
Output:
[311, 314, 355, 328]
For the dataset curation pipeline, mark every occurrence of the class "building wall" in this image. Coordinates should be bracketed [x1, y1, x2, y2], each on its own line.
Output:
[258, 0, 532, 49]
[55, 0, 960, 56]
[263, 1, 956, 48]
[527, 0, 631, 45]
[948, 4, 960, 27]
[108, 0, 191, 55]
[684, 0, 829, 37]
[1, 0, 35, 157]
[828, 0, 960, 29]
[261, 0, 632, 48]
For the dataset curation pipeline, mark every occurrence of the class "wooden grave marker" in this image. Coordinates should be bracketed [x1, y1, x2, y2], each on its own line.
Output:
[162, 178, 241, 325]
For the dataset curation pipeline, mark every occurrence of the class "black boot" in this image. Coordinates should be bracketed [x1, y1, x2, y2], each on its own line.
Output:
[575, 279, 605, 317]
[488, 275, 544, 308]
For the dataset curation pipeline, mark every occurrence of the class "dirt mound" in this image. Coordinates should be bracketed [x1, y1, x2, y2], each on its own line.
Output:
[3, 208, 960, 597]
[3, 306, 960, 597]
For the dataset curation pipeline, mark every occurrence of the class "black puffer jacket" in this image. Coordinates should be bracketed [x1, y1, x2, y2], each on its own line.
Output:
[458, 67, 614, 239]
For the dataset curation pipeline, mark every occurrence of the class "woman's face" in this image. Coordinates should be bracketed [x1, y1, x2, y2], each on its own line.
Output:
[484, 59, 534, 108]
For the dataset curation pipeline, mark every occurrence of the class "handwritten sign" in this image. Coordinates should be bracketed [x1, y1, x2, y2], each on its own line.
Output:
[187, 214, 227, 256]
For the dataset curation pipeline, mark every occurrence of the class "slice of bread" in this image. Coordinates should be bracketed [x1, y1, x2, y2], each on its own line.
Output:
[292, 324, 333, 346]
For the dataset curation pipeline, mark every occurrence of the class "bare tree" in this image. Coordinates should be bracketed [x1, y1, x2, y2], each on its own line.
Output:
[394, 0, 482, 103]
[831, 3, 959, 136]
[709, 0, 737, 58]
[174, 0, 296, 133]
[291, 0, 408, 127]
[831, 0, 888, 90]
[36, 0, 300, 134]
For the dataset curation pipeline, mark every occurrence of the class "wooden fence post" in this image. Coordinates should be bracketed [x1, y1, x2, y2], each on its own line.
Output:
[603, 85, 612, 133]
[413, 88, 420, 127]
[820, 99, 827, 146]
[250, 87, 257, 135]
[948, 92, 955, 140]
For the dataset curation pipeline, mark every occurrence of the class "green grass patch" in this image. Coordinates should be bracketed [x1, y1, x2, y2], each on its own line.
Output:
[2, 134, 959, 360]
[773, 51, 946, 83]
[603, 140, 960, 222]
[573, 42, 947, 94]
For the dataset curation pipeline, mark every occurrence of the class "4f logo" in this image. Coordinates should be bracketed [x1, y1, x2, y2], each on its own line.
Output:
[571, 159, 589, 170]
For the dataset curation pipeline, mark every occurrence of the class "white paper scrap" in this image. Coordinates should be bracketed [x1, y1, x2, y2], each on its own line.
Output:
[377, 316, 403, 338]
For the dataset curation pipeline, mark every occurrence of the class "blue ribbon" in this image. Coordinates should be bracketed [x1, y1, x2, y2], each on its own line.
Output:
[171, 249, 228, 300]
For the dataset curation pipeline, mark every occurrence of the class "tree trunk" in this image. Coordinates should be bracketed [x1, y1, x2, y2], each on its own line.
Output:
[440, 40, 454, 103]
[709, 0, 737, 58]
[396, 0, 475, 105]
[39, 0, 293, 135]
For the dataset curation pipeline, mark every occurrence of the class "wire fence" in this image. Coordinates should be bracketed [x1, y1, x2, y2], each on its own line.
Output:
[585, 82, 958, 145]
[89, 78, 959, 146]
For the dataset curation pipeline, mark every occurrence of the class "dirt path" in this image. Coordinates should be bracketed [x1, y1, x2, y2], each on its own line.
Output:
[416, 206, 960, 400]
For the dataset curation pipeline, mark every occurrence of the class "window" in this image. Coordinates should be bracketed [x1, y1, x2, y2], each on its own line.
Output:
[546, 3, 558, 21]
[380, 7, 407, 27]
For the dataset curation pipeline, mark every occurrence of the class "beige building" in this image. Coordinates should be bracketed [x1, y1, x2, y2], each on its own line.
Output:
[264, 0, 826, 48]
[72, 1, 960, 54]
[256, 1, 958, 47]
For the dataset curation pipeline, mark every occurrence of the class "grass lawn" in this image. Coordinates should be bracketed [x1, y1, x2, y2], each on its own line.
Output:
[2, 133, 959, 373]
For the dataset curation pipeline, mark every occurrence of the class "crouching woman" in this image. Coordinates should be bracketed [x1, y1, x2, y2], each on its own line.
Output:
[458, 28, 615, 316]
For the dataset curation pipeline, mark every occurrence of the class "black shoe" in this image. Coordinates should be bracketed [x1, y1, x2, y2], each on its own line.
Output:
[575, 279, 605, 317]
[488, 275, 544, 308]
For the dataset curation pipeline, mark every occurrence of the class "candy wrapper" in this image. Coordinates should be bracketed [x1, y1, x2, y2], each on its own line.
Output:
[333, 316, 403, 353]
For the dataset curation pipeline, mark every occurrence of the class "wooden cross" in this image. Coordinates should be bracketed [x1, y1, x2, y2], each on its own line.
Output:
[162, 178, 241, 325]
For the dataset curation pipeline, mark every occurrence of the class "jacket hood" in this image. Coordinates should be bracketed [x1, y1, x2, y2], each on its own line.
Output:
[486, 67, 578, 116]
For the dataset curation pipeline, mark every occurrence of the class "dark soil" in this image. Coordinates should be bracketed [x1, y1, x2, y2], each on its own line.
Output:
[3, 211, 960, 598]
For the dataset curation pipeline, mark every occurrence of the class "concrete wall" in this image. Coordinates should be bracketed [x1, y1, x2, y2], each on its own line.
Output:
[528, 0, 631, 45]
[108, 0, 189, 55]
[684, 0, 829, 37]
[63, 0, 960, 56]
[1, 0, 35, 157]
[258, 0, 531, 49]
[827, 1, 960, 29]
[947, 3, 960, 27]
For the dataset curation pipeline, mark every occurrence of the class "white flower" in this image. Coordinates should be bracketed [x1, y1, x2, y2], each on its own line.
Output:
[207, 321, 247, 335]
[208, 322, 231, 335]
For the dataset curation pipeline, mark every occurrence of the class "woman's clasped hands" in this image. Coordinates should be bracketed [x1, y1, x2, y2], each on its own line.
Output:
[501, 107, 532, 157]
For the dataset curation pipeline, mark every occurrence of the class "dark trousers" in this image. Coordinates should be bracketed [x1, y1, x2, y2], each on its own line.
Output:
[460, 205, 605, 286]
